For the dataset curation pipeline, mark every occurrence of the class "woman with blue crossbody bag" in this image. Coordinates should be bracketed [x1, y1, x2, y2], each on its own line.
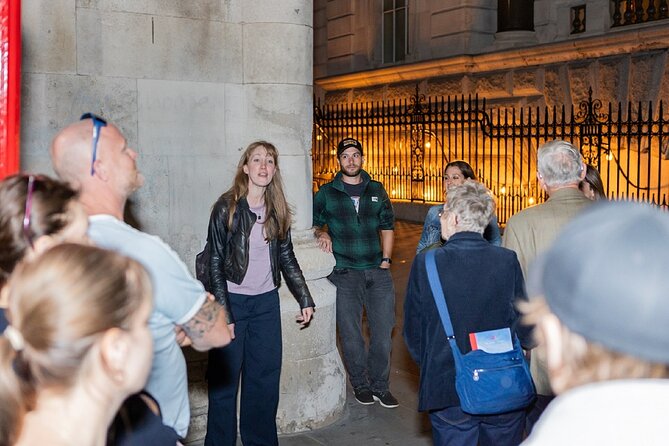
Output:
[404, 181, 535, 446]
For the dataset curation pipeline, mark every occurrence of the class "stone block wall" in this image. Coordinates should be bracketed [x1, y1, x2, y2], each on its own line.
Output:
[22, 0, 315, 249]
[21, 1, 346, 443]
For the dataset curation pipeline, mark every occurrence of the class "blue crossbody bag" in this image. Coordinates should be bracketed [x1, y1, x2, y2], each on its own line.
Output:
[424, 249, 535, 415]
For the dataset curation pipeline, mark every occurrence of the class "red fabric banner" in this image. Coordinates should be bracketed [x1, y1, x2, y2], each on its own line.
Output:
[0, 0, 20, 179]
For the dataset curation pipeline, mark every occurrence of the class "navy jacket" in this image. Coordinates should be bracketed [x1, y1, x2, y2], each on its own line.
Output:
[403, 231, 533, 412]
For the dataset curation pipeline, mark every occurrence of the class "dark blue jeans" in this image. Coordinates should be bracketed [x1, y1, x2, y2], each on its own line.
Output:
[205, 289, 281, 446]
[429, 406, 525, 446]
[328, 267, 396, 393]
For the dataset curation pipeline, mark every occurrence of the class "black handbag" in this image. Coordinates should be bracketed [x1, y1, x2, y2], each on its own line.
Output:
[424, 249, 535, 415]
[195, 209, 237, 293]
[195, 242, 211, 292]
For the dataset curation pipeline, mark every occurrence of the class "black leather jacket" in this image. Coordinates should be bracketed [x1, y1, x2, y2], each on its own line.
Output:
[207, 195, 314, 324]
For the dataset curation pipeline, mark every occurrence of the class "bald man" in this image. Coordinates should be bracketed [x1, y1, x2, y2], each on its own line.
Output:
[51, 115, 232, 438]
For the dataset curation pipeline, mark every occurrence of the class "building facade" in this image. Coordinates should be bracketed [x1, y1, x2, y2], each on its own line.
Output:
[313, 0, 669, 219]
[315, 0, 669, 108]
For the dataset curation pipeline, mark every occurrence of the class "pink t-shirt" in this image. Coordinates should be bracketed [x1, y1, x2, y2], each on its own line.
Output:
[227, 204, 275, 296]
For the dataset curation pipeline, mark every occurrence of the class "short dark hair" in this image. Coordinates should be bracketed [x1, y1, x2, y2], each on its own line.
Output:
[579, 165, 606, 199]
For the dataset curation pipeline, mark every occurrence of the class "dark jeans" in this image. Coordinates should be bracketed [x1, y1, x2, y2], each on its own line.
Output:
[205, 289, 281, 446]
[328, 267, 396, 393]
[429, 406, 525, 446]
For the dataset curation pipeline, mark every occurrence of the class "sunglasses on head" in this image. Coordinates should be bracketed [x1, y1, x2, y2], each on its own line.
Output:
[22, 175, 37, 248]
[80, 113, 108, 176]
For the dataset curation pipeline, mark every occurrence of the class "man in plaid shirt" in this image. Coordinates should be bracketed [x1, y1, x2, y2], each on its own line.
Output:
[313, 137, 398, 408]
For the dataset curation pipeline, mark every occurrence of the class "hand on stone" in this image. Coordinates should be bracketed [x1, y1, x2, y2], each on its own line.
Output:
[316, 232, 332, 253]
[296, 307, 314, 329]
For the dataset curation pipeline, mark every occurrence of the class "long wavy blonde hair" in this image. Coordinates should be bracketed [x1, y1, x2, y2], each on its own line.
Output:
[221, 141, 292, 240]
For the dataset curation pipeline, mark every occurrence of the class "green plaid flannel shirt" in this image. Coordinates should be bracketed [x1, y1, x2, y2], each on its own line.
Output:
[313, 170, 395, 269]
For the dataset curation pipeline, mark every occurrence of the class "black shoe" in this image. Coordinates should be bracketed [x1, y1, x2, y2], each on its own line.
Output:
[354, 388, 375, 405]
[372, 390, 399, 408]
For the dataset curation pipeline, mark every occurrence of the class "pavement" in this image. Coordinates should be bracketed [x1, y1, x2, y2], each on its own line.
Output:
[278, 220, 432, 446]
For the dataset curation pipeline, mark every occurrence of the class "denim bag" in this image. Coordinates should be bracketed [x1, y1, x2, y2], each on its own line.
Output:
[425, 250, 535, 415]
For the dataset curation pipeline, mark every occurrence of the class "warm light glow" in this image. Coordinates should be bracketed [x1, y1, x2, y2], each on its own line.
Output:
[425, 141, 431, 149]
[499, 186, 506, 195]
[528, 197, 535, 205]
[330, 149, 337, 156]
[316, 134, 322, 141]
[606, 152, 613, 161]
[391, 189, 396, 196]
[393, 166, 399, 173]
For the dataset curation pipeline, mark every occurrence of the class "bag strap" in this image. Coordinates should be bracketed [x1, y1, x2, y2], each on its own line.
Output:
[425, 250, 456, 340]
[425, 250, 523, 361]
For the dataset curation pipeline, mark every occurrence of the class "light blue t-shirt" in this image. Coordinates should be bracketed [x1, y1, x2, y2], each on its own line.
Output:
[88, 215, 206, 438]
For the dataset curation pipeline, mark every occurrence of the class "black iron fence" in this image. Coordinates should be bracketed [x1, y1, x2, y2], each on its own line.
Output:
[313, 86, 669, 225]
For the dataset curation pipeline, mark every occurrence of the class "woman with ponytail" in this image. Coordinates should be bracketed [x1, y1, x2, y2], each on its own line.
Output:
[0, 174, 178, 445]
[0, 244, 153, 446]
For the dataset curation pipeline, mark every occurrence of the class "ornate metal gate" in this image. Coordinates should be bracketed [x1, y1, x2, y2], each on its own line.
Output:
[313, 86, 669, 224]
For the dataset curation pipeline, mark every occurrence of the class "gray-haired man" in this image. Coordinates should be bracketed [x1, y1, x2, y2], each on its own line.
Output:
[502, 139, 592, 428]
[522, 202, 669, 445]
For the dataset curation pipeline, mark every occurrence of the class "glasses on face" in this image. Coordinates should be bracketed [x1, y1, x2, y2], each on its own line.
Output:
[23, 175, 36, 248]
[80, 113, 108, 176]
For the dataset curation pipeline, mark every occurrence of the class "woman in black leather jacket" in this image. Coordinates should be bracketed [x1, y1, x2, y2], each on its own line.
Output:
[204, 141, 315, 446]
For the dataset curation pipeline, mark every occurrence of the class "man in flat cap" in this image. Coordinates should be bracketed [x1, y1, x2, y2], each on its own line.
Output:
[313, 137, 398, 408]
[522, 202, 669, 445]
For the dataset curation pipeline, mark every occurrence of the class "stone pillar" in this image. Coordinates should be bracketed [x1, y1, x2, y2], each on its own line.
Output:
[248, 0, 348, 431]
[277, 230, 343, 434]
[234, 0, 347, 438]
[186, 1, 346, 442]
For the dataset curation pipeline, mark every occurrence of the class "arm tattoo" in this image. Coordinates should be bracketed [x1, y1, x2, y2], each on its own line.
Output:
[182, 299, 222, 342]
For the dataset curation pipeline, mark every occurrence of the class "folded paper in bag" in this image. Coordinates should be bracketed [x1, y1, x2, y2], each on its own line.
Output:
[469, 327, 513, 353]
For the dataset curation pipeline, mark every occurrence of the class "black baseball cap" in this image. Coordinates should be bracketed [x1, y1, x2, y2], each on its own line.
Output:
[337, 138, 363, 157]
